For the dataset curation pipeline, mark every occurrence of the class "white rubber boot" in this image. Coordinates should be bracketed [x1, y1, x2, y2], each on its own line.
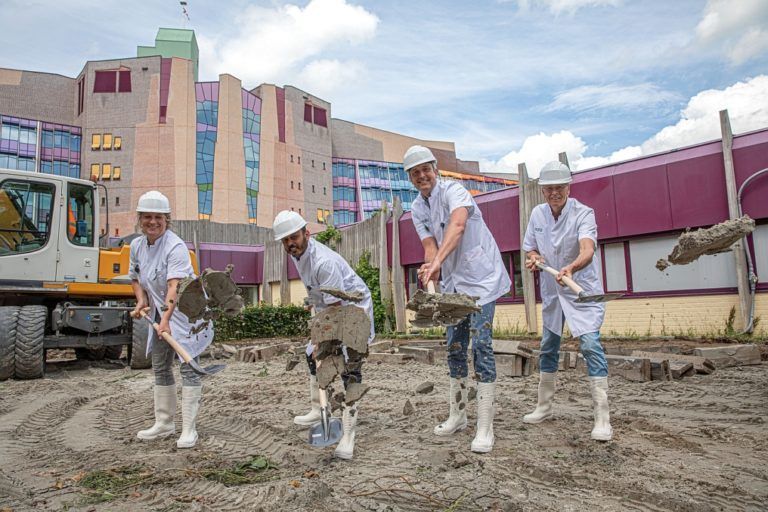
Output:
[177, 386, 202, 448]
[523, 372, 557, 424]
[471, 382, 496, 453]
[137, 384, 176, 440]
[589, 376, 613, 441]
[334, 403, 358, 460]
[294, 375, 322, 426]
[434, 377, 468, 436]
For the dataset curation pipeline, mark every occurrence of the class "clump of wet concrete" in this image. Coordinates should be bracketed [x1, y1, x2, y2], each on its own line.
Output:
[316, 354, 346, 389]
[406, 289, 480, 327]
[178, 264, 245, 322]
[319, 287, 364, 303]
[415, 381, 434, 394]
[343, 382, 370, 405]
[656, 216, 755, 271]
[403, 399, 415, 416]
[309, 305, 371, 354]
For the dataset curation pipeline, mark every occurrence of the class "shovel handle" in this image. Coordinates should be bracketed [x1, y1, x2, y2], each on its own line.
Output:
[535, 262, 585, 295]
[139, 310, 195, 364]
[427, 281, 436, 294]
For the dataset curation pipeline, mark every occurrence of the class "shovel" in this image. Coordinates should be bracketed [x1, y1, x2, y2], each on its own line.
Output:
[535, 262, 624, 303]
[308, 360, 343, 447]
[139, 310, 226, 376]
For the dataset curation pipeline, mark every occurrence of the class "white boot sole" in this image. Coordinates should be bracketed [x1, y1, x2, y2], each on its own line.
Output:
[434, 420, 467, 436]
[522, 413, 553, 424]
[177, 433, 198, 448]
[591, 429, 613, 442]
[137, 428, 175, 441]
[470, 440, 494, 453]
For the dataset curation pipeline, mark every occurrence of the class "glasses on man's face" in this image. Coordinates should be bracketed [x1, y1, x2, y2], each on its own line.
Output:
[542, 185, 568, 195]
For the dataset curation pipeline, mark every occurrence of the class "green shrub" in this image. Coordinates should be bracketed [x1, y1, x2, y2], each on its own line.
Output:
[315, 224, 342, 249]
[214, 304, 310, 341]
[354, 250, 394, 334]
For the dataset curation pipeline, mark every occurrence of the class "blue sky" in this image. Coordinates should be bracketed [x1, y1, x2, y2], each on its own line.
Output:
[1, 0, 767, 175]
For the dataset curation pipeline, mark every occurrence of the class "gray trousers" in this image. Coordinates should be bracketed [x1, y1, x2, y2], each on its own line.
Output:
[151, 327, 201, 387]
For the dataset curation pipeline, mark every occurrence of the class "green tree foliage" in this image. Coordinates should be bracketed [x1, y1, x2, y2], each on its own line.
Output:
[314, 224, 342, 249]
[215, 304, 310, 341]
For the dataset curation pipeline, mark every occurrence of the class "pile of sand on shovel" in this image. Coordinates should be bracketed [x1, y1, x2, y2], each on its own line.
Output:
[656, 215, 755, 271]
[177, 264, 245, 327]
[406, 289, 480, 328]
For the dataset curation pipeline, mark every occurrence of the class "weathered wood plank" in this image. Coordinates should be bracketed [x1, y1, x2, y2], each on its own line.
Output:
[493, 340, 534, 357]
[578, 354, 652, 382]
[692, 344, 761, 368]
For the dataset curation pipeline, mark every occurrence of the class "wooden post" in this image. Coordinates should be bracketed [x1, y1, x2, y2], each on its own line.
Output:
[391, 198, 407, 332]
[261, 280, 272, 305]
[518, 163, 538, 334]
[378, 201, 393, 332]
[719, 109, 751, 330]
[280, 252, 290, 305]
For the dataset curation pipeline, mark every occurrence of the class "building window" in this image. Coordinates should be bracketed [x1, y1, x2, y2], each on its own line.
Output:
[113, 136, 122, 150]
[290, 154, 294, 163]
[602, 242, 629, 292]
[312, 159, 315, 168]
[317, 208, 324, 224]
[114, 228, 119, 236]
[312, 185, 315, 193]
[90, 164, 100, 181]
[323, 162, 326, 170]
[115, 196, 120, 206]
[324, 209, 330, 222]
[113, 166, 121, 179]
[102, 134, 112, 150]
[102, 163, 112, 180]
[291, 180, 294, 189]
[304, 103, 312, 123]
[93, 70, 117, 93]
[323, 187, 327, 195]
[298, 182, 301, 190]
[77, 77, 85, 115]
[91, 134, 101, 150]
[101, 196, 105, 207]
[118, 70, 131, 92]
[313, 106, 327, 127]
[299, 208, 302, 215]
[298, 156, 301, 164]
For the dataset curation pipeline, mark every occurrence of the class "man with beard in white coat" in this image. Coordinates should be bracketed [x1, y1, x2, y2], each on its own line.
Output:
[522, 161, 613, 441]
[274, 210, 374, 460]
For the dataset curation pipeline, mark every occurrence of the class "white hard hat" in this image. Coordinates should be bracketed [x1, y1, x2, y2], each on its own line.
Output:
[538, 161, 572, 185]
[403, 145, 436, 172]
[273, 210, 307, 241]
[136, 190, 171, 213]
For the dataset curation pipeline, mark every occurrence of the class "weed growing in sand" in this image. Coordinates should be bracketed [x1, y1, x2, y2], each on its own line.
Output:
[77, 464, 152, 504]
[257, 364, 269, 377]
[199, 456, 277, 486]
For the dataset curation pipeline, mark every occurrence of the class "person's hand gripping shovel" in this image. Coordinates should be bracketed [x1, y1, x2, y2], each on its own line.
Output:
[135, 308, 226, 376]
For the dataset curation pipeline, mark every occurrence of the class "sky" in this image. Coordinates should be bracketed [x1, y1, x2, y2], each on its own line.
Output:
[1, 0, 767, 176]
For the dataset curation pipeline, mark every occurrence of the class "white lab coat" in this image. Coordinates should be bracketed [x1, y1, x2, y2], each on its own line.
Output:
[129, 230, 214, 359]
[411, 179, 511, 305]
[292, 238, 375, 355]
[523, 198, 605, 337]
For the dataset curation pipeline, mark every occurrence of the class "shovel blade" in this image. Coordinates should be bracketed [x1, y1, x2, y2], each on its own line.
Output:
[576, 292, 625, 303]
[308, 418, 343, 447]
[189, 359, 226, 376]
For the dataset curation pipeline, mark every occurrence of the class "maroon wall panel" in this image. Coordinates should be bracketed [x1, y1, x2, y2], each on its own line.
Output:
[667, 153, 728, 229]
[613, 164, 673, 236]
[398, 213, 425, 266]
[287, 254, 300, 280]
[476, 191, 519, 252]
[734, 133, 768, 220]
[571, 173, 618, 239]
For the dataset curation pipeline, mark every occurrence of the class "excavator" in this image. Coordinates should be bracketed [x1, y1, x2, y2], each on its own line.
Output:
[0, 167, 196, 380]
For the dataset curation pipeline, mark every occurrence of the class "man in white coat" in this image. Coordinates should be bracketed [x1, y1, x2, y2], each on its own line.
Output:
[273, 210, 374, 459]
[405, 145, 511, 454]
[522, 161, 613, 441]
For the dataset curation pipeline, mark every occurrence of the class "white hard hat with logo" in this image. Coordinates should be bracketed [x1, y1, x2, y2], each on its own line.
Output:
[403, 145, 437, 172]
[273, 210, 307, 241]
[538, 161, 572, 185]
[136, 191, 171, 213]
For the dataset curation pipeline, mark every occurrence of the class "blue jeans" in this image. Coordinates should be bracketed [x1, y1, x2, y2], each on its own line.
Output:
[539, 327, 608, 377]
[446, 302, 497, 383]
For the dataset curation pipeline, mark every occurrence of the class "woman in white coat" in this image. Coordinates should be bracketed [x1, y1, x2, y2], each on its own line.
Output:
[129, 191, 214, 448]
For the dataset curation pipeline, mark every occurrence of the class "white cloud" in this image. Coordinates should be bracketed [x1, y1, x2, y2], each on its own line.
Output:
[694, 0, 768, 65]
[482, 75, 768, 175]
[198, 0, 378, 88]
[515, 0, 622, 15]
[295, 59, 365, 99]
[545, 83, 682, 113]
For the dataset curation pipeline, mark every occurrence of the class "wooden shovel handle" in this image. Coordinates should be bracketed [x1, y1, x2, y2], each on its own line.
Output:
[535, 262, 585, 295]
[427, 281, 436, 294]
[139, 310, 194, 364]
